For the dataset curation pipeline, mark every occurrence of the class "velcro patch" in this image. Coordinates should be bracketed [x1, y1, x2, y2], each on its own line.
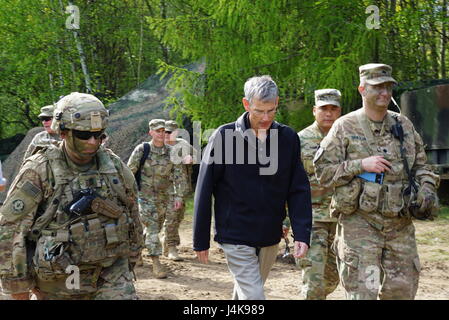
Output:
[22, 181, 42, 199]
[90, 112, 102, 130]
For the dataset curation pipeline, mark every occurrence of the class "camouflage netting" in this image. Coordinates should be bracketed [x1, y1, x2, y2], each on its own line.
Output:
[0, 62, 205, 203]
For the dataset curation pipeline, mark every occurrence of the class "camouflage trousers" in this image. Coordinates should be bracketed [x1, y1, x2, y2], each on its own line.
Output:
[295, 221, 339, 300]
[335, 213, 420, 300]
[162, 197, 185, 248]
[35, 258, 138, 300]
[139, 193, 184, 256]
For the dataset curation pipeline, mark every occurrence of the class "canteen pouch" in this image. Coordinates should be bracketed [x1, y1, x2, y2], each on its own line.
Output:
[359, 181, 382, 213]
[380, 184, 405, 217]
[331, 178, 362, 216]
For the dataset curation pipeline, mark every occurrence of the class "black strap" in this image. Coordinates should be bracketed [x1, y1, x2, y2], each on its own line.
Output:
[391, 116, 418, 194]
[135, 142, 150, 191]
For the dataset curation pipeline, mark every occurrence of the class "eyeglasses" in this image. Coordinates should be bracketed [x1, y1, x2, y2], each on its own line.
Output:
[251, 108, 278, 117]
[72, 129, 105, 140]
[40, 117, 53, 122]
[164, 131, 172, 134]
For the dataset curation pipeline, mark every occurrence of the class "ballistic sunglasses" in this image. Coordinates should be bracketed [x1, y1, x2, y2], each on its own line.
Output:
[72, 129, 105, 140]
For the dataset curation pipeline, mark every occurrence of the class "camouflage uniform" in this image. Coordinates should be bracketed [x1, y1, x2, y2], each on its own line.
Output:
[297, 121, 339, 300]
[0, 93, 143, 300]
[23, 105, 61, 161]
[23, 131, 61, 160]
[294, 89, 341, 300]
[127, 132, 187, 257]
[314, 64, 440, 300]
[164, 120, 199, 254]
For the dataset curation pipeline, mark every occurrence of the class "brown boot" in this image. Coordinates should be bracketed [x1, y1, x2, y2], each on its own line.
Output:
[136, 255, 144, 267]
[151, 256, 167, 279]
[167, 246, 183, 261]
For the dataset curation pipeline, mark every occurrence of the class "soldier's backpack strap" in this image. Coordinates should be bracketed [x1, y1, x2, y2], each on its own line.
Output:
[135, 142, 150, 191]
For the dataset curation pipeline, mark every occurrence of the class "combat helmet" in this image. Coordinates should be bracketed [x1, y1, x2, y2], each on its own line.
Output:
[51, 92, 109, 134]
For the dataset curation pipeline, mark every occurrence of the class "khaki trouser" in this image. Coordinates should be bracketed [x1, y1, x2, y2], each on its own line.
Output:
[220, 243, 279, 300]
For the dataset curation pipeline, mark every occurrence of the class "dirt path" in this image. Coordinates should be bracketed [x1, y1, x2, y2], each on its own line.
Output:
[1, 216, 448, 300]
[133, 216, 449, 300]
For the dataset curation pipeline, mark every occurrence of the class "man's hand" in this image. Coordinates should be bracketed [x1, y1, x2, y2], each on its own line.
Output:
[293, 241, 308, 258]
[11, 292, 30, 300]
[174, 200, 183, 211]
[196, 250, 209, 264]
[361, 156, 392, 173]
[416, 183, 437, 213]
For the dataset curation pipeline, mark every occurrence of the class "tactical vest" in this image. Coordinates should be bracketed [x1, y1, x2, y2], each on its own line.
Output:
[141, 145, 175, 195]
[331, 110, 416, 218]
[29, 146, 134, 284]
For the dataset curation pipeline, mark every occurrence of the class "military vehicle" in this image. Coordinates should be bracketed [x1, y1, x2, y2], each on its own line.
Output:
[399, 81, 449, 202]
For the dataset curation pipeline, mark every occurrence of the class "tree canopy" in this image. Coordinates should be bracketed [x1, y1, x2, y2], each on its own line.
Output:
[1, 0, 448, 138]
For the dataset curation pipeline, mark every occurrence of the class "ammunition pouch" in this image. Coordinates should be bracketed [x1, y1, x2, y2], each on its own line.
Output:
[331, 178, 361, 217]
[380, 183, 405, 217]
[33, 219, 132, 282]
[359, 181, 381, 213]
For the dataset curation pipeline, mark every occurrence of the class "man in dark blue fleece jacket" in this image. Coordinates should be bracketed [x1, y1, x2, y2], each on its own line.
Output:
[193, 75, 312, 300]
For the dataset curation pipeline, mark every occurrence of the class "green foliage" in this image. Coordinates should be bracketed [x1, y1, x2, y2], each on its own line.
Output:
[0, 0, 188, 139]
[149, 0, 449, 130]
[438, 205, 449, 220]
[2, 0, 449, 138]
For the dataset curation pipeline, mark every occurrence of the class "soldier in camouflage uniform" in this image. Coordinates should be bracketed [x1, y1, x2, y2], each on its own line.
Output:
[163, 120, 198, 261]
[294, 89, 342, 299]
[314, 64, 440, 300]
[0, 92, 144, 300]
[127, 119, 187, 278]
[23, 105, 61, 161]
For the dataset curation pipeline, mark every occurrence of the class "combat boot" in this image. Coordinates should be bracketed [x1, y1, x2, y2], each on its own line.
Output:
[151, 256, 167, 279]
[168, 246, 183, 261]
[136, 255, 143, 267]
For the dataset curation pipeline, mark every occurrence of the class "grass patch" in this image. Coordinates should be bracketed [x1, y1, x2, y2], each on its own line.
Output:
[437, 205, 449, 221]
[183, 194, 194, 222]
[416, 222, 449, 246]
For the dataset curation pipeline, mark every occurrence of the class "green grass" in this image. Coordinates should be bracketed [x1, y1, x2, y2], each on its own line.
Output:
[183, 194, 194, 222]
[437, 205, 449, 221]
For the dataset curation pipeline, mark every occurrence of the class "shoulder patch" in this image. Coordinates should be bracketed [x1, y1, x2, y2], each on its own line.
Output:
[22, 181, 42, 199]
[12, 199, 25, 213]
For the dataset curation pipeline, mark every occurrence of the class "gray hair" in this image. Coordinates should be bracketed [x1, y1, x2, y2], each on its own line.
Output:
[244, 75, 278, 103]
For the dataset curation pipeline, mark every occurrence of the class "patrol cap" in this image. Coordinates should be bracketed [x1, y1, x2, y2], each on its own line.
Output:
[165, 120, 178, 132]
[359, 63, 397, 85]
[38, 105, 55, 119]
[314, 89, 341, 107]
[149, 119, 165, 131]
[51, 92, 109, 133]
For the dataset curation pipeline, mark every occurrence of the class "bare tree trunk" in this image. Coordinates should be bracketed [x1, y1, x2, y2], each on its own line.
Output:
[68, 1, 92, 93]
[137, 15, 144, 85]
[160, 0, 169, 63]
